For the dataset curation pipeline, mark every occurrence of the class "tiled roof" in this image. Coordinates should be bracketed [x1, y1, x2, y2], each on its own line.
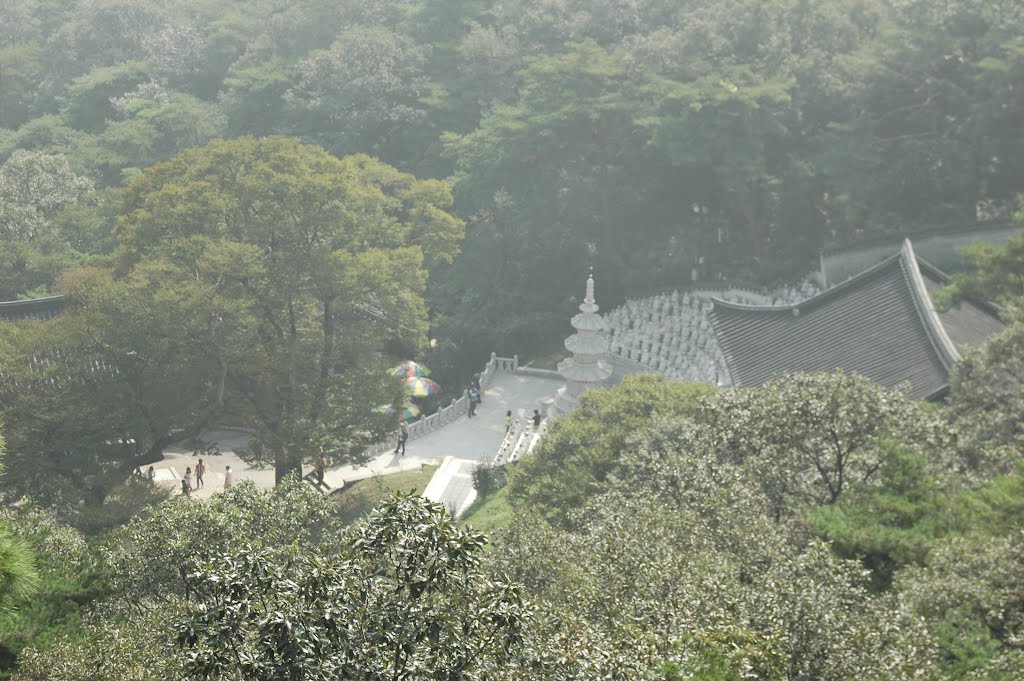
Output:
[917, 261, 1005, 349]
[709, 240, 1004, 400]
[0, 296, 65, 322]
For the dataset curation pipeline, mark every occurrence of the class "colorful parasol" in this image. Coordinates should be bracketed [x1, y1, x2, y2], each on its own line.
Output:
[371, 403, 422, 420]
[389, 360, 431, 378]
[403, 376, 442, 397]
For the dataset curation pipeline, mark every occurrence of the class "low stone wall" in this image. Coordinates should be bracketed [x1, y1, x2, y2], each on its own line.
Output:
[821, 223, 1021, 285]
[362, 352, 520, 458]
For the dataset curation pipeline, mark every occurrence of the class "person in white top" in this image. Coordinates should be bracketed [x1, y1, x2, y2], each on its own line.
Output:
[224, 465, 234, 489]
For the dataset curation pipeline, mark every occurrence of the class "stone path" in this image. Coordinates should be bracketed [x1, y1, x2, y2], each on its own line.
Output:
[320, 371, 561, 491]
[157, 372, 561, 499]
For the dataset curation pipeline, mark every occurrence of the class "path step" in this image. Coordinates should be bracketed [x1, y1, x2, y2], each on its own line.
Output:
[422, 456, 477, 519]
[303, 472, 335, 495]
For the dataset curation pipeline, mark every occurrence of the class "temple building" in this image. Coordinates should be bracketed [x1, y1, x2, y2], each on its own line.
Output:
[709, 240, 1004, 400]
[0, 296, 65, 323]
[551, 273, 612, 416]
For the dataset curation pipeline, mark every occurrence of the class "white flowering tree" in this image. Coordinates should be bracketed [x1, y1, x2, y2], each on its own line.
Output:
[0, 150, 94, 242]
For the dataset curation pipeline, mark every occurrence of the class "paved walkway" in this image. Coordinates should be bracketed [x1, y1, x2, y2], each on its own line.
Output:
[156, 372, 562, 498]
[320, 372, 561, 491]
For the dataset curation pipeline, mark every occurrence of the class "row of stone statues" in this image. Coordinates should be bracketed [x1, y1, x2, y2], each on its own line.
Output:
[602, 280, 822, 384]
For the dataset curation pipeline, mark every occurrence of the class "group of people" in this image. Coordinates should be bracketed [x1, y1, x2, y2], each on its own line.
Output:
[505, 409, 543, 432]
[179, 459, 235, 496]
[392, 372, 545, 455]
[137, 459, 235, 497]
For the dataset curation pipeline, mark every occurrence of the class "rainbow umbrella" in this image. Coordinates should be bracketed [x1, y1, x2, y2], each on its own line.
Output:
[371, 403, 423, 420]
[389, 360, 431, 378]
[403, 376, 442, 397]
[398, 403, 422, 420]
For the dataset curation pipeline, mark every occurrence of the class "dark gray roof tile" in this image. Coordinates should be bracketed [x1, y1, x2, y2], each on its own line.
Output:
[710, 241, 1003, 400]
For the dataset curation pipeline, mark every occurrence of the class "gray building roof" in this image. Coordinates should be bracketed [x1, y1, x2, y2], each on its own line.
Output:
[0, 296, 65, 323]
[710, 240, 1004, 400]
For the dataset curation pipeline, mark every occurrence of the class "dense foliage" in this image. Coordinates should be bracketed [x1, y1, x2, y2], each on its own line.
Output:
[1, 0, 1022, 357]
[0, 135, 461, 514]
[1, 1, 1023, 678]
[12, 484, 530, 680]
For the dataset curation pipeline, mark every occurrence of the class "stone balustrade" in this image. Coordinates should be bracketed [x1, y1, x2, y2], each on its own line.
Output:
[363, 352, 520, 458]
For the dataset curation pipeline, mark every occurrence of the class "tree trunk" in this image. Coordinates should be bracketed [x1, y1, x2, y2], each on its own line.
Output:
[275, 453, 302, 485]
[740, 177, 763, 260]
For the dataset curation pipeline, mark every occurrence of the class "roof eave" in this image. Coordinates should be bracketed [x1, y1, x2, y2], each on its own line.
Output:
[900, 239, 961, 369]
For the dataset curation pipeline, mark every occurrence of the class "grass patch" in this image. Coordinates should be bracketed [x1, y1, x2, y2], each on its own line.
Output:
[333, 464, 438, 525]
[460, 485, 515, 534]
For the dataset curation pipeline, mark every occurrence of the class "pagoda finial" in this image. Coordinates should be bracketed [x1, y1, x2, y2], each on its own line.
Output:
[585, 270, 595, 305]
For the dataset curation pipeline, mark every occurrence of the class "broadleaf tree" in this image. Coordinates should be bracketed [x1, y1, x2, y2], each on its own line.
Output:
[112, 136, 464, 481]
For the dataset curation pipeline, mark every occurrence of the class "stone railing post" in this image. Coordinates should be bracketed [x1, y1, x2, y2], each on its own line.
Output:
[513, 354, 518, 371]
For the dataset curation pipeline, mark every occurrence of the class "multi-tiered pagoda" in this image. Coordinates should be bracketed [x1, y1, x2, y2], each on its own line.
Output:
[551, 273, 612, 416]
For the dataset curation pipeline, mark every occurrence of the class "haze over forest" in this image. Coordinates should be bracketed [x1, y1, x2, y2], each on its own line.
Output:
[0, 0, 1023, 679]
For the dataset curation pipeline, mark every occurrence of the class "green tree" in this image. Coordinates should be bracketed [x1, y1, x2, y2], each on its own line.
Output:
[0, 508, 109, 674]
[896, 529, 1024, 679]
[802, 444, 952, 590]
[939, 218, 1024, 319]
[114, 136, 463, 481]
[176, 494, 528, 680]
[283, 27, 430, 161]
[945, 323, 1024, 478]
[0, 150, 95, 243]
[507, 374, 714, 524]
[15, 493, 530, 681]
[0, 267, 224, 519]
[58, 61, 152, 132]
[700, 372, 943, 509]
[105, 477, 344, 607]
[0, 430, 38, 617]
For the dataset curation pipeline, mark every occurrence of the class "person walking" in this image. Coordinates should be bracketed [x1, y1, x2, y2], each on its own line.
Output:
[505, 410, 512, 432]
[468, 385, 479, 417]
[315, 456, 327, 487]
[195, 459, 206, 489]
[147, 465, 156, 482]
[532, 409, 542, 429]
[395, 422, 409, 456]
[224, 465, 234, 489]
[471, 373, 483, 405]
[182, 467, 193, 496]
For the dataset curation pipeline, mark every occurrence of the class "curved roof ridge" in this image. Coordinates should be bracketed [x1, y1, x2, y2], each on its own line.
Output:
[0, 295, 65, 309]
[710, 250, 904, 314]
[899, 239, 960, 369]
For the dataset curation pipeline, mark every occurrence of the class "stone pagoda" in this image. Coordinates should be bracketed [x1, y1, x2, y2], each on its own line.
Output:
[552, 272, 612, 416]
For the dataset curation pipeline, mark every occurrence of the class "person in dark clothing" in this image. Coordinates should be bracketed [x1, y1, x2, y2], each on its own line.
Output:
[395, 422, 409, 455]
[532, 409, 542, 428]
[468, 386, 479, 417]
[315, 456, 327, 486]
